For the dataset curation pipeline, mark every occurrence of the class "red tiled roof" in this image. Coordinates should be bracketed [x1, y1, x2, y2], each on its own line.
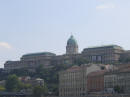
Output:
[66, 65, 81, 72]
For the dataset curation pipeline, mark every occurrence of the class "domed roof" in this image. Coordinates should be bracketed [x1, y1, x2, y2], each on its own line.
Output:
[67, 35, 78, 46]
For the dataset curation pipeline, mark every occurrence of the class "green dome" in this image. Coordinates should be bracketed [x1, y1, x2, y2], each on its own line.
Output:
[67, 35, 78, 46]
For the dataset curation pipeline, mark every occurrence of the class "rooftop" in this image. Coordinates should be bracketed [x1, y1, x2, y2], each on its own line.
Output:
[84, 44, 124, 50]
[67, 35, 78, 46]
[22, 52, 56, 57]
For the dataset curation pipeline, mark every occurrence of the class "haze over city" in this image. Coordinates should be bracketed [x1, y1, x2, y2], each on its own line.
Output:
[0, 0, 130, 68]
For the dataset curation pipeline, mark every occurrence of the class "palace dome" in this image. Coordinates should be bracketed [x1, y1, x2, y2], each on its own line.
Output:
[67, 35, 78, 46]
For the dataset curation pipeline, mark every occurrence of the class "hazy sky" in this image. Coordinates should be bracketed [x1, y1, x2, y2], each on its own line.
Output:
[0, 0, 130, 68]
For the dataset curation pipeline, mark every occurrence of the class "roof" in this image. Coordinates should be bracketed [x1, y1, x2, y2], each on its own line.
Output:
[66, 65, 81, 72]
[105, 64, 130, 75]
[67, 35, 78, 46]
[22, 52, 56, 57]
[84, 45, 123, 50]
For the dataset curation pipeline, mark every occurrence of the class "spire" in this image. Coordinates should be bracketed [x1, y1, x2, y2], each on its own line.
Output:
[71, 32, 73, 36]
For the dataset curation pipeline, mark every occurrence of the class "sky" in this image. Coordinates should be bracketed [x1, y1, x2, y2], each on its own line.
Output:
[0, 0, 130, 68]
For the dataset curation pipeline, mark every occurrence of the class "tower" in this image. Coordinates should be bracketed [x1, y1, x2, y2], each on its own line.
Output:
[66, 35, 78, 54]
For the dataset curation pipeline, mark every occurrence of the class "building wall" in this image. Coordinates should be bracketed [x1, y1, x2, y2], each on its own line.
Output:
[104, 68, 130, 94]
[66, 45, 78, 55]
[4, 54, 83, 72]
[87, 71, 105, 93]
[59, 66, 87, 97]
[104, 73, 117, 89]
[82, 45, 124, 64]
[59, 64, 103, 96]
[4, 61, 28, 72]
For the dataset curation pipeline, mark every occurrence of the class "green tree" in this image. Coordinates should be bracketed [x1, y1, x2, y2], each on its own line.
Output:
[35, 65, 46, 78]
[23, 83, 32, 89]
[119, 56, 130, 63]
[33, 85, 48, 97]
[0, 86, 5, 91]
[5, 74, 22, 92]
[34, 64, 70, 96]
[18, 83, 32, 91]
[73, 58, 89, 66]
[114, 85, 121, 93]
[10, 68, 31, 76]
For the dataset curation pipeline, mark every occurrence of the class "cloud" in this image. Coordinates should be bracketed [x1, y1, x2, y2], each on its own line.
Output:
[0, 42, 12, 49]
[96, 3, 115, 10]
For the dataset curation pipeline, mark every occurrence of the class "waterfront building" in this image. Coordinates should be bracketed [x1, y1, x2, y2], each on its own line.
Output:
[87, 70, 106, 93]
[104, 64, 130, 94]
[59, 64, 104, 96]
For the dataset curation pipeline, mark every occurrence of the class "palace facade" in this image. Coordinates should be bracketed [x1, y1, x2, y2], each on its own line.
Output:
[4, 35, 130, 72]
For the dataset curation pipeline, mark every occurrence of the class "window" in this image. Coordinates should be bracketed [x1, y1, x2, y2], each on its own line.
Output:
[92, 56, 96, 61]
[97, 56, 102, 61]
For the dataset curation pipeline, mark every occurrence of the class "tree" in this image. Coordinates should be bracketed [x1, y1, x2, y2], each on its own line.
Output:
[33, 85, 48, 97]
[23, 83, 32, 89]
[73, 58, 89, 66]
[0, 86, 5, 91]
[114, 85, 121, 93]
[119, 56, 130, 63]
[10, 68, 31, 76]
[5, 74, 22, 92]
[34, 64, 70, 96]
[35, 65, 47, 78]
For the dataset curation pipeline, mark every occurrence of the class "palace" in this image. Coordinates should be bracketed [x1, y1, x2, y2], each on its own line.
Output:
[4, 35, 130, 72]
